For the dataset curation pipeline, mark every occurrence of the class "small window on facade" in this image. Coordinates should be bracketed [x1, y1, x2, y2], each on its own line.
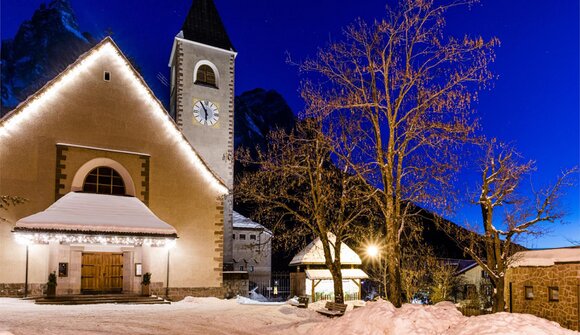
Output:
[239, 234, 246, 240]
[250, 235, 256, 240]
[195, 64, 216, 87]
[525, 286, 534, 300]
[249, 265, 254, 272]
[83, 166, 125, 195]
[239, 265, 244, 271]
[104, 71, 111, 81]
[548, 287, 559, 301]
[232, 234, 236, 240]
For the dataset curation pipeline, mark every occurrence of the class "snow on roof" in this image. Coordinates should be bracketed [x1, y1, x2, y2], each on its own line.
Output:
[289, 233, 362, 266]
[305, 268, 368, 280]
[15, 192, 177, 236]
[232, 211, 271, 234]
[509, 247, 580, 267]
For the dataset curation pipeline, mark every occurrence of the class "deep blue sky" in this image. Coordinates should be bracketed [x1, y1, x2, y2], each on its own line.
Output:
[2, 0, 579, 248]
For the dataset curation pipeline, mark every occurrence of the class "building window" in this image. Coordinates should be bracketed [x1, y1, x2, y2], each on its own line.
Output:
[239, 234, 246, 240]
[524, 286, 534, 300]
[232, 234, 236, 240]
[83, 166, 126, 195]
[195, 65, 216, 87]
[104, 71, 111, 81]
[239, 265, 244, 271]
[548, 287, 559, 302]
[250, 234, 256, 240]
[249, 265, 254, 272]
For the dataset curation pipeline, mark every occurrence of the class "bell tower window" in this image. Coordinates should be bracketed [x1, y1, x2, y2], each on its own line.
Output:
[83, 166, 126, 196]
[195, 64, 217, 88]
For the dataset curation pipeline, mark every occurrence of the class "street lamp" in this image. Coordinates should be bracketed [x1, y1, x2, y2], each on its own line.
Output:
[364, 242, 385, 299]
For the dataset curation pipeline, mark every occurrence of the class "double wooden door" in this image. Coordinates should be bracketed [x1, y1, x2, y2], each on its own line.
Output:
[81, 252, 123, 293]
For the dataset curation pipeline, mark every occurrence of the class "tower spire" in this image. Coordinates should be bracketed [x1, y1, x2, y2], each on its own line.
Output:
[181, 0, 235, 52]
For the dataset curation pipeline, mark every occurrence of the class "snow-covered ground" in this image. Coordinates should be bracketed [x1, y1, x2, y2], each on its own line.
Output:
[0, 297, 576, 335]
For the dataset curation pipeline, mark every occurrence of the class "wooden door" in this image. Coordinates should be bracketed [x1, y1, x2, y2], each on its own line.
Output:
[81, 252, 123, 293]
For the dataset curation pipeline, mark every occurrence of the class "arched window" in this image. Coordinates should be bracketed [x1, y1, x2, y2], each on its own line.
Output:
[83, 166, 126, 195]
[195, 64, 217, 87]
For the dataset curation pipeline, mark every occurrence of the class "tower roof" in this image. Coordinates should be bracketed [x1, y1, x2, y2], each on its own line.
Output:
[181, 0, 235, 52]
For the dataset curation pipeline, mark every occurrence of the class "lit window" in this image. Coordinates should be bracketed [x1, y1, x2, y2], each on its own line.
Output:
[239, 234, 246, 240]
[548, 287, 559, 302]
[195, 65, 216, 87]
[250, 235, 256, 240]
[83, 166, 125, 195]
[525, 286, 534, 300]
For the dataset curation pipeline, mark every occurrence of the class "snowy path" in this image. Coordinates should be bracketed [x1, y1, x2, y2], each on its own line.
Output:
[0, 297, 576, 334]
[0, 297, 324, 335]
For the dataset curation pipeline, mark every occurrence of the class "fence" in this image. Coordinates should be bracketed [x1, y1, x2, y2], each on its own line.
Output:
[250, 272, 290, 301]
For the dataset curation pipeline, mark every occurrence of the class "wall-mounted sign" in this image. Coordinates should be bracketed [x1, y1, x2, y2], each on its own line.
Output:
[58, 262, 68, 277]
[135, 263, 143, 276]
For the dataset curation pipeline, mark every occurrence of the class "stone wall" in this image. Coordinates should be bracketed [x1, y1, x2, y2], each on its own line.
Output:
[223, 272, 249, 299]
[0, 283, 44, 297]
[505, 262, 580, 331]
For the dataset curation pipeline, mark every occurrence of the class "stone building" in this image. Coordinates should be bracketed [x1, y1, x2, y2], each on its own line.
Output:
[232, 212, 272, 285]
[0, 0, 242, 300]
[505, 247, 580, 331]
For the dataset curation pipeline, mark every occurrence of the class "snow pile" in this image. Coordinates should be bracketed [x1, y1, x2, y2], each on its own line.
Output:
[308, 300, 576, 335]
[447, 312, 576, 335]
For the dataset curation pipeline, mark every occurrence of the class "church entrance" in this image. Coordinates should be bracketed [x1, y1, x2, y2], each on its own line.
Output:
[81, 252, 124, 293]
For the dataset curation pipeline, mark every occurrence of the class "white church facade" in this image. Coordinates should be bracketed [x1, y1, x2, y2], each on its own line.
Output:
[0, 0, 241, 300]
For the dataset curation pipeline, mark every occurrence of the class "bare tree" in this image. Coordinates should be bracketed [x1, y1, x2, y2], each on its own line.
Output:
[297, 0, 498, 306]
[444, 141, 577, 312]
[0, 195, 27, 222]
[236, 119, 369, 303]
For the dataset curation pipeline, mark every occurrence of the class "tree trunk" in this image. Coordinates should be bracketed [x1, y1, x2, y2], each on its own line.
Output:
[386, 238, 402, 307]
[493, 278, 505, 312]
[330, 264, 345, 304]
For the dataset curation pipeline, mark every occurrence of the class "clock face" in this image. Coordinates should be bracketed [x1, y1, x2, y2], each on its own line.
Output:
[192, 100, 219, 126]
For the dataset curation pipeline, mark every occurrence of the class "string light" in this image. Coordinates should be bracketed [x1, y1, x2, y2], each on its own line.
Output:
[14, 232, 175, 247]
[0, 38, 229, 196]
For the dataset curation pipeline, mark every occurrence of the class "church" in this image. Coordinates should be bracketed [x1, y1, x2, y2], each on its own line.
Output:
[0, 0, 239, 300]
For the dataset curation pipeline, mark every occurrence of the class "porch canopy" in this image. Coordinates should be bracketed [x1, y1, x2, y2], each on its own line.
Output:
[305, 268, 369, 280]
[14, 192, 177, 244]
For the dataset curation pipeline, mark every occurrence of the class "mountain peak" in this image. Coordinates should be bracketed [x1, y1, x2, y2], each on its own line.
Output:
[1, 0, 94, 116]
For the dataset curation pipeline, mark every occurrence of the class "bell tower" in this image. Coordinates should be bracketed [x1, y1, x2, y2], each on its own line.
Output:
[169, 0, 236, 270]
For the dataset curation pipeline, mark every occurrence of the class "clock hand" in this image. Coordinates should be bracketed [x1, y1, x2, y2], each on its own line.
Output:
[201, 102, 208, 121]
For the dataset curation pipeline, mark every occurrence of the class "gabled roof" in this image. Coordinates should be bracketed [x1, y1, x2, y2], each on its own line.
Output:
[0, 37, 228, 195]
[15, 192, 177, 236]
[289, 233, 362, 266]
[181, 0, 235, 52]
[509, 246, 580, 267]
[233, 211, 272, 235]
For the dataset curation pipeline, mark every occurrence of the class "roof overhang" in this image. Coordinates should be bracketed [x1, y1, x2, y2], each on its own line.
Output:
[305, 269, 369, 280]
[14, 192, 177, 241]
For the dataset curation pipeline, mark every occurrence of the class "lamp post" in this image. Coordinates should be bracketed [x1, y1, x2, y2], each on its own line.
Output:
[366, 243, 385, 299]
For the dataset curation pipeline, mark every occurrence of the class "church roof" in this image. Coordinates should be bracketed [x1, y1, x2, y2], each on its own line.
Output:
[14, 192, 177, 236]
[0, 37, 229, 195]
[181, 0, 235, 52]
[289, 233, 363, 266]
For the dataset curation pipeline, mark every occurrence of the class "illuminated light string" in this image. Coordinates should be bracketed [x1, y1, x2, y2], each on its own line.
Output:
[14, 232, 176, 248]
[0, 40, 228, 196]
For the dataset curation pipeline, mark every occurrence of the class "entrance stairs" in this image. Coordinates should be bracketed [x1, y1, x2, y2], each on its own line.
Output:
[32, 294, 170, 305]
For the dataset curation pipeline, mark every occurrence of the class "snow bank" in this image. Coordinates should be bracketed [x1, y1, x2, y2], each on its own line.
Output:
[308, 300, 576, 335]
[447, 312, 576, 335]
